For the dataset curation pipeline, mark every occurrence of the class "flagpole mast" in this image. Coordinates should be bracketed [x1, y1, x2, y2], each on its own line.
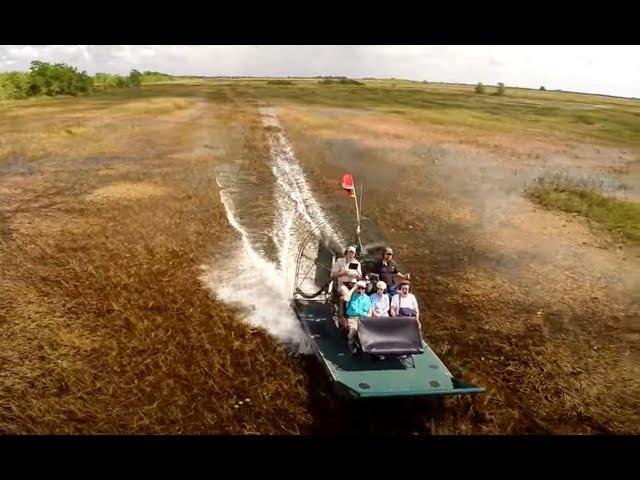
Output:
[342, 172, 363, 253]
[353, 183, 362, 253]
[359, 182, 364, 220]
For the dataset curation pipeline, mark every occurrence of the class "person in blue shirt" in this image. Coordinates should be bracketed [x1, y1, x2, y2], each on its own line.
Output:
[345, 280, 372, 353]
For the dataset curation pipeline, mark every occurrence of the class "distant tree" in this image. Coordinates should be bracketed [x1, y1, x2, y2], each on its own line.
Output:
[140, 71, 174, 83]
[28, 60, 93, 96]
[539, 85, 546, 91]
[77, 70, 94, 93]
[496, 82, 506, 96]
[94, 72, 109, 84]
[0, 72, 31, 99]
[28, 60, 50, 95]
[318, 78, 363, 86]
[475, 82, 486, 94]
[115, 76, 130, 88]
[128, 69, 142, 87]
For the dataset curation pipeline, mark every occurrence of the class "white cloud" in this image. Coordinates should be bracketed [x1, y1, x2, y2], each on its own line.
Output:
[0, 45, 638, 97]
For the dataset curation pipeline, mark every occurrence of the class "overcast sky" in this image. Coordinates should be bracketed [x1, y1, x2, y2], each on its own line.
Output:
[1, 45, 638, 98]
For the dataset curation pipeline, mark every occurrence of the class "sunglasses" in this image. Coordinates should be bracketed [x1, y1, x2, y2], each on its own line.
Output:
[356, 286, 365, 290]
[401, 287, 409, 291]
[384, 252, 393, 256]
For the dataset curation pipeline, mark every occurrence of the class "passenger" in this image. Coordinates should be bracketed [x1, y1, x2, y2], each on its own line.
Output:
[331, 246, 361, 330]
[339, 278, 357, 303]
[390, 280, 420, 322]
[331, 245, 362, 288]
[370, 280, 390, 317]
[335, 278, 356, 329]
[371, 247, 410, 298]
[345, 280, 372, 353]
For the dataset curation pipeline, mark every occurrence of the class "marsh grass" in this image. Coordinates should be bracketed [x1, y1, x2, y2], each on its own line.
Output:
[0, 88, 313, 433]
[526, 171, 640, 243]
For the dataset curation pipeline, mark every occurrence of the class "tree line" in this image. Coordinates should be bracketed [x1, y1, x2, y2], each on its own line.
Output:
[0, 61, 173, 100]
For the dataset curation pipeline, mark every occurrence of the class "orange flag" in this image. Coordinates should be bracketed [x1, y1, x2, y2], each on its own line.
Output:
[341, 173, 355, 198]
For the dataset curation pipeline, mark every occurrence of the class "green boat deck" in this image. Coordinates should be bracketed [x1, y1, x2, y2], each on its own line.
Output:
[294, 299, 484, 399]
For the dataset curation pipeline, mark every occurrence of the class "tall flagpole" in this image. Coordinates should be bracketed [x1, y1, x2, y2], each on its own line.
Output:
[359, 182, 364, 221]
[353, 182, 362, 253]
[342, 172, 363, 253]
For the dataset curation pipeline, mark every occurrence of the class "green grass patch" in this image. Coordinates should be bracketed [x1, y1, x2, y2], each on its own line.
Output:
[526, 174, 640, 243]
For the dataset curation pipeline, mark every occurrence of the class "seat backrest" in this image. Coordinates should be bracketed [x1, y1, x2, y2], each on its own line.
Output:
[357, 316, 424, 356]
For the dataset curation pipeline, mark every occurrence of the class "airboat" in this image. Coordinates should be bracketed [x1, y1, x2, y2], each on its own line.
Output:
[291, 174, 484, 399]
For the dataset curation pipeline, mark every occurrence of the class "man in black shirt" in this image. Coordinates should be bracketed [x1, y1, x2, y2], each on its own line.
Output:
[371, 247, 410, 297]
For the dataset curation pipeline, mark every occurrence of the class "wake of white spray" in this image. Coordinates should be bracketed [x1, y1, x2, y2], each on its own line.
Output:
[268, 128, 342, 293]
[201, 186, 311, 352]
[201, 107, 342, 354]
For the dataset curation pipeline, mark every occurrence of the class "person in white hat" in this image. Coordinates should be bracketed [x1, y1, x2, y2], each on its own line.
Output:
[331, 245, 362, 288]
[369, 280, 390, 317]
[330, 246, 362, 331]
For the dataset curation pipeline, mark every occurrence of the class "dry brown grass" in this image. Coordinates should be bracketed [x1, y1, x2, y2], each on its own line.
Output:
[279, 103, 640, 434]
[2, 81, 638, 435]
[84, 182, 170, 201]
[0, 87, 313, 434]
